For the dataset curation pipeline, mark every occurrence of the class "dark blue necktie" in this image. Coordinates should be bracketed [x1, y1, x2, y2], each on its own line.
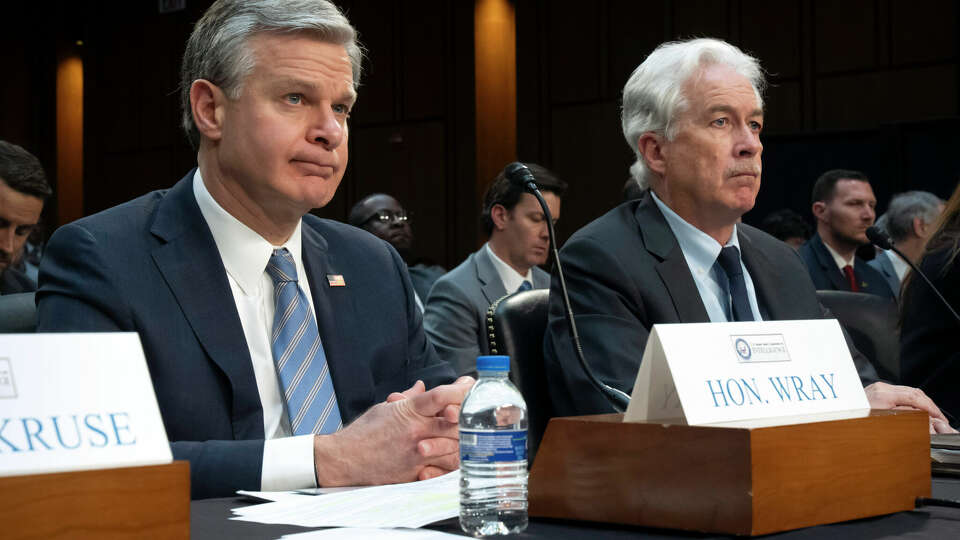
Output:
[266, 248, 342, 435]
[716, 246, 754, 322]
[517, 280, 533, 293]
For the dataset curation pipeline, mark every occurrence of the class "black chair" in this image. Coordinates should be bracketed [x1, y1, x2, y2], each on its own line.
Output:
[486, 288, 552, 463]
[816, 290, 900, 383]
[0, 292, 38, 333]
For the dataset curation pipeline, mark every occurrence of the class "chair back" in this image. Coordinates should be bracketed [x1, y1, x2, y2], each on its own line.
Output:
[816, 290, 900, 382]
[486, 288, 551, 462]
[0, 292, 38, 333]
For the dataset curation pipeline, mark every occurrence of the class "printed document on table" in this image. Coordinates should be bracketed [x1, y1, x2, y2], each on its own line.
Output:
[282, 528, 464, 539]
[231, 469, 460, 528]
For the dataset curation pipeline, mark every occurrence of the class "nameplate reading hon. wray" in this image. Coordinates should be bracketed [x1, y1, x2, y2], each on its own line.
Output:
[624, 320, 870, 426]
[0, 333, 172, 477]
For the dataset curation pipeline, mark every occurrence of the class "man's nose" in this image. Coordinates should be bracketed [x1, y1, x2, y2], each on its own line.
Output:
[307, 108, 345, 149]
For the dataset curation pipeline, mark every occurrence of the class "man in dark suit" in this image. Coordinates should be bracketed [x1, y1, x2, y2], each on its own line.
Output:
[38, 0, 470, 499]
[799, 170, 894, 298]
[424, 163, 565, 375]
[544, 38, 951, 432]
[347, 193, 445, 310]
[0, 141, 50, 294]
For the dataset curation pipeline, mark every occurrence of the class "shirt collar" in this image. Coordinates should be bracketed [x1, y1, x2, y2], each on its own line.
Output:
[193, 169, 304, 295]
[650, 191, 740, 273]
[886, 250, 910, 281]
[822, 238, 856, 270]
[485, 243, 533, 294]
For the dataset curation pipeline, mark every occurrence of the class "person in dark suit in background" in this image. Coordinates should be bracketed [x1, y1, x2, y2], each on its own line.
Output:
[347, 193, 445, 311]
[799, 170, 894, 298]
[0, 141, 50, 295]
[869, 191, 944, 299]
[37, 0, 471, 499]
[424, 163, 566, 375]
[900, 183, 960, 420]
[759, 208, 810, 250]
[543, 38, 951, 433]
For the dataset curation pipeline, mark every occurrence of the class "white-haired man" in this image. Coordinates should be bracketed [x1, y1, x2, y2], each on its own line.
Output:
[543, 38, 953, 433]
[869, 191, 944, 297]
[38, 0, 471, 498]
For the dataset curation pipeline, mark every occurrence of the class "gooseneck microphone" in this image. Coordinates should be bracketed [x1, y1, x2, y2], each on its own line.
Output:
[504, 162, 631, 412]
[866, 226, 960, 326]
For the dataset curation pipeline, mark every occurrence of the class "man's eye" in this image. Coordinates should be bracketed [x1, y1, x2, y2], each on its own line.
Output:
[750, 121, 763, 131]
[332, 104, 350, 115]
[712, 118, 727, 127]
[286, 94, 303, 105]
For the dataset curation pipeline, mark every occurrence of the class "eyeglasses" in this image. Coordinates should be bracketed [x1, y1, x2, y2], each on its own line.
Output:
[366, 210, 410, 225]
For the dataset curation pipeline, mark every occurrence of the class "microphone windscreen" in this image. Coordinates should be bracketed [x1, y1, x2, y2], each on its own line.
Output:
[866, 226, 893, 250]
[504, 162, 536, 187]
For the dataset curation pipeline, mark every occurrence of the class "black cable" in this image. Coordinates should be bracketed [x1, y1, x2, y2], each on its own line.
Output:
[527, 185, 631, 412]
[916, 497, 960, 509]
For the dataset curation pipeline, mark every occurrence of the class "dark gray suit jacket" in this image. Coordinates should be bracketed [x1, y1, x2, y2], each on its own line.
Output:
[799, 233, 894, 298]
[37, 172, 454, 498]
[424, 245, 549, 375]
[544, 193, 879, 417]
[867, 250, 902, 299]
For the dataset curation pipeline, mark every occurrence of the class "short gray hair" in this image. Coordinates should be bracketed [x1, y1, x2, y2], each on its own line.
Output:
[180, 0, 363, 147]
[621, 38, 765, 189]
[877, 191, 944, 242]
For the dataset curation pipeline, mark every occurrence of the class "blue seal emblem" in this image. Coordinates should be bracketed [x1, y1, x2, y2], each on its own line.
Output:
[735, 338, 752, 360]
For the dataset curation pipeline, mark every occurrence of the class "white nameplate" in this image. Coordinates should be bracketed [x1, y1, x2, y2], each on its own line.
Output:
[0, 333, 172, 477]
[624, 320, 869, 426]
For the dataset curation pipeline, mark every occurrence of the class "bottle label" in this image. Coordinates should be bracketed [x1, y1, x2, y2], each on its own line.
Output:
[459, 429, 527, 463]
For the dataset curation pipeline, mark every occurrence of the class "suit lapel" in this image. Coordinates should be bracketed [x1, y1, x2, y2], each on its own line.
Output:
[475, 247, 508, 304]
[811, 234, 849, 291]
[636, 194, 710, 323]
[739, 228, 788, 320]
[149, 173, 264, 440]
[301, 223, 372, 423]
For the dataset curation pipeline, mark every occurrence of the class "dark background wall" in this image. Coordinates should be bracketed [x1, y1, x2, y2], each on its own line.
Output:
[517, 0, 960, 242]
[2, 0, 959, 268]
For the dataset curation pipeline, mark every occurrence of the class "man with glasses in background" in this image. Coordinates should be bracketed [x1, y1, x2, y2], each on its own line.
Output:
[348, 193, 445, 311]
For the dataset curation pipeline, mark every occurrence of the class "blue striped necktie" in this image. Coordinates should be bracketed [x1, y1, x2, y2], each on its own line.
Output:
[266, 248, 342, 435]
[716, 246, 755, 322]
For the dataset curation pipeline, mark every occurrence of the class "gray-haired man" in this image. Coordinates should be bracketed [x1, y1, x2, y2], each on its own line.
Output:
[38, 0, 470, 498]
[543, 38, 953, 433]
[870, 191, 944, 297]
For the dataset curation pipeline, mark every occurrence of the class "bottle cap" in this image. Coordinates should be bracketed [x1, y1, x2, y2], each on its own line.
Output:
[476, 355, 510, 371]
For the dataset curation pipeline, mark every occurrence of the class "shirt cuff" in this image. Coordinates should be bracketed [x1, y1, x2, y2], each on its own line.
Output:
[260, 434, 317, 491]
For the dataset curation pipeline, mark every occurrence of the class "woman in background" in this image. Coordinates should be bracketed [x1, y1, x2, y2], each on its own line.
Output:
[901, 182, 960, 422]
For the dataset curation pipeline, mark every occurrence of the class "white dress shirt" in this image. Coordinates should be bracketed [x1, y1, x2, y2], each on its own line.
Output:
[486, 243, 534, 294]
[822, 239, 857, 273]
[193, 171, 317, 491]
[651, 192, 764, 322]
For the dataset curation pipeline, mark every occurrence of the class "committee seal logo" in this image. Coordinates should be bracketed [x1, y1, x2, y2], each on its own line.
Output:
[734, 338, 752, 360]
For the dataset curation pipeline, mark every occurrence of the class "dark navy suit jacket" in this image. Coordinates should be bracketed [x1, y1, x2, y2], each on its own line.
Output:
[36, 172, 454, 498]
[544, 193, 879, 417]
[798, 233, 894, 298]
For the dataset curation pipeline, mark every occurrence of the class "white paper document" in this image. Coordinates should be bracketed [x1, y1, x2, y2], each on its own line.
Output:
[282, 527, 464, 539]
[231, 469, 460, 529]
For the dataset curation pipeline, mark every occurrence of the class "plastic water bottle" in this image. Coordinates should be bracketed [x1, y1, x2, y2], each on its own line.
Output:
[459, 355, 528, 536]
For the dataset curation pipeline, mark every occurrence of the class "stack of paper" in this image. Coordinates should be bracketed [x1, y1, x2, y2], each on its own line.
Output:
[231, 470, 460, 529]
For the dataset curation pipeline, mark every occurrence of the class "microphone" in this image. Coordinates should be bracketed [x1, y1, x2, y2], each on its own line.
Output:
[504, 162, 631, 412]
[866, 226, 960, 326]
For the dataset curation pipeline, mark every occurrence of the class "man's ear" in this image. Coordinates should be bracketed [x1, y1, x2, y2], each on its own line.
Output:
[812, 201, 827, 222]
[190, 79, 227, 142]
[637, 132, 667, 177]
[490, 204, 509, 231]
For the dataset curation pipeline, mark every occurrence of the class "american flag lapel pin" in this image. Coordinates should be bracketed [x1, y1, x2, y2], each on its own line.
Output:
[327, 274, 346, 287]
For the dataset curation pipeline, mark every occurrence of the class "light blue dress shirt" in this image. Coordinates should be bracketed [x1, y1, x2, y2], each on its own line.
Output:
[650, 192, 764, 323]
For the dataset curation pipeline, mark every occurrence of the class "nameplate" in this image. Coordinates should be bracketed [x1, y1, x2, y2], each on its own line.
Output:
[0, 333, 172, 477]
[624, 320, 869, 426]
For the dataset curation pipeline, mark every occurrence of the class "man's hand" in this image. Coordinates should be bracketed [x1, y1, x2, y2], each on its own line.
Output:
[864, 381, 958, 434]
[313, 377, 475, 486]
